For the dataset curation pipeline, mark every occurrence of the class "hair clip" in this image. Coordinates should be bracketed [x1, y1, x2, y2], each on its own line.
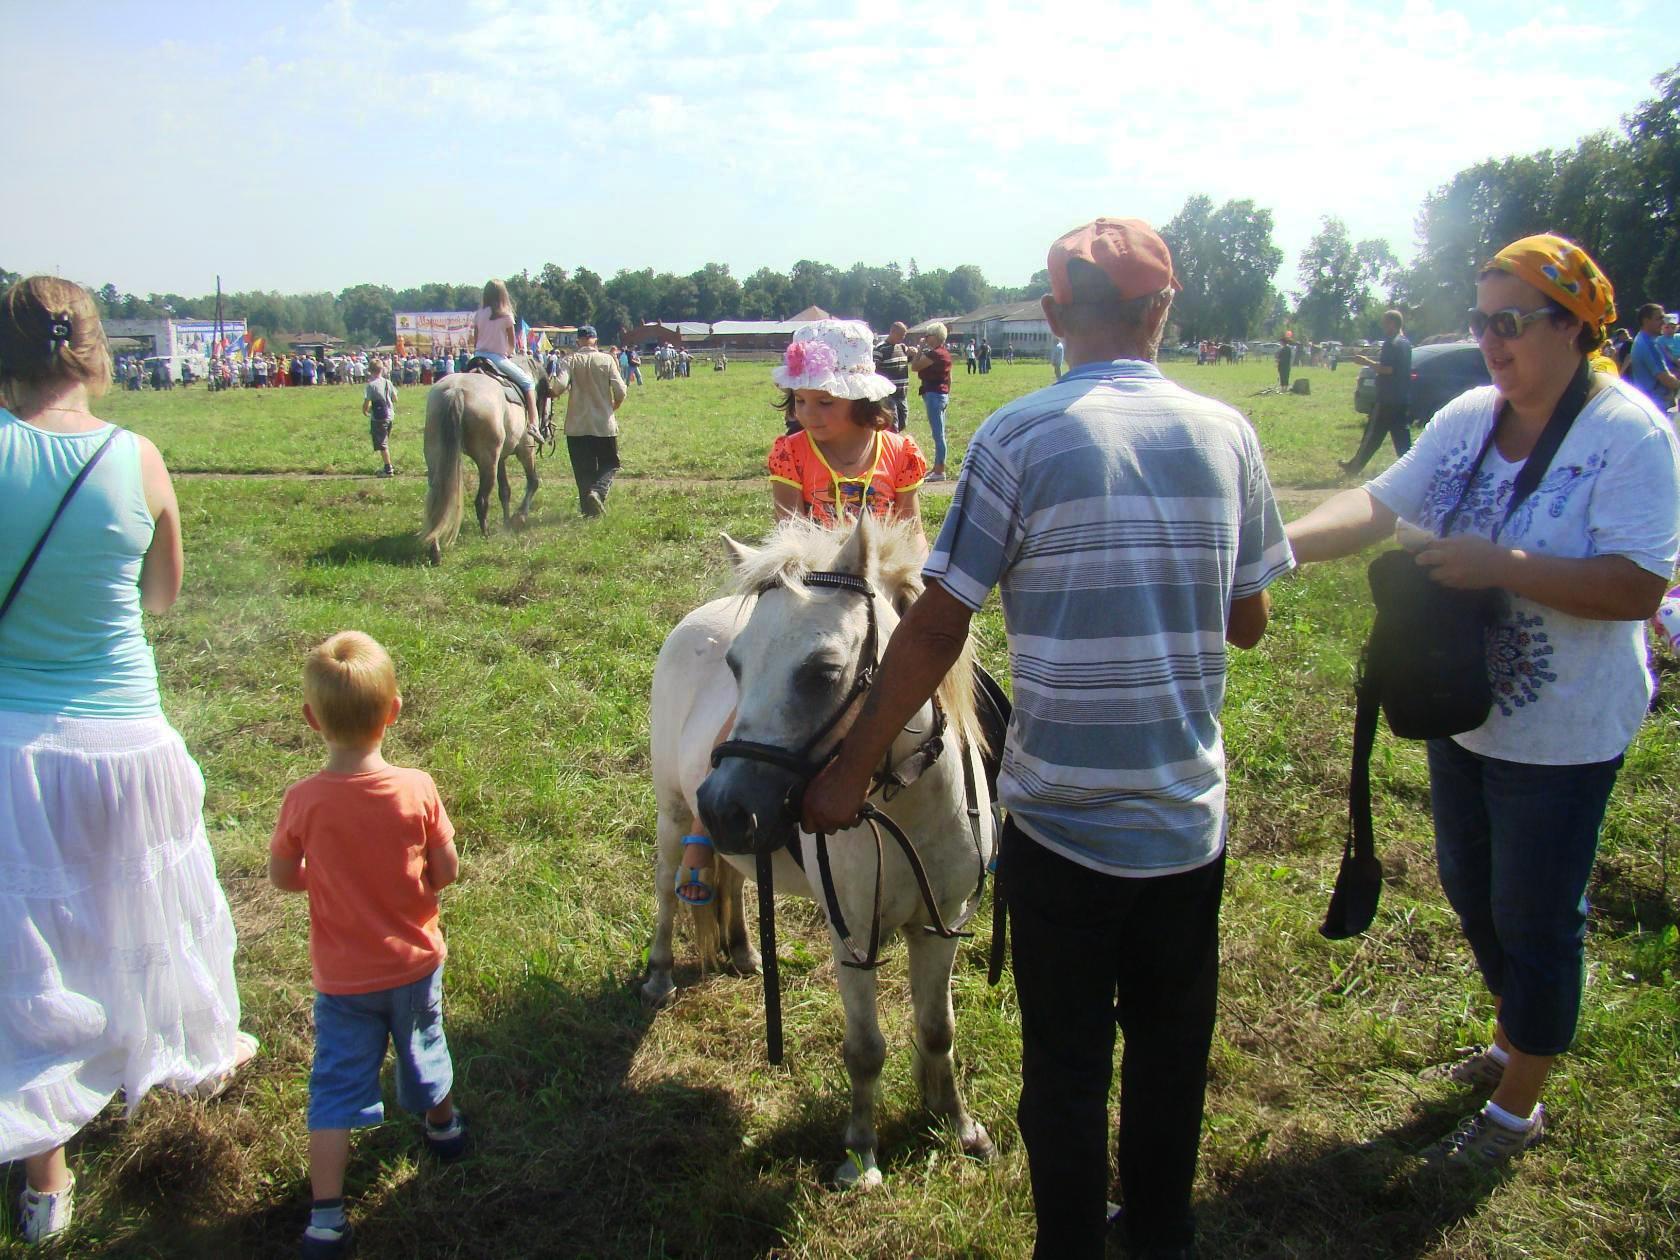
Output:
[47, 311, 73, 352]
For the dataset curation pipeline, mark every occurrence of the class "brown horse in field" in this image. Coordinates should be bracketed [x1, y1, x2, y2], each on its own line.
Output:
[420, 358, 562, 564]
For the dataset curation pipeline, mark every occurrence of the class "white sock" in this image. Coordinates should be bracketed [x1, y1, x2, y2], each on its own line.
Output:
[1486, 1043, 1510, 1067]
[1484, 1100, 1534, 1131]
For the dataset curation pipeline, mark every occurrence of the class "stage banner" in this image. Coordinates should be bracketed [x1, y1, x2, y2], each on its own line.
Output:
[395, 311, 475, 355]
[172, 319, 246, 360]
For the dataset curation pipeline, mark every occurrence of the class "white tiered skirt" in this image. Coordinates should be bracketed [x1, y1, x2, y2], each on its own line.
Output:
[0, 710, 242, 1162]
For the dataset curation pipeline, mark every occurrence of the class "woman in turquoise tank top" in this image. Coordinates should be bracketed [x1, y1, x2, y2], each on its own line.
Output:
[0, 278, 252, 1245]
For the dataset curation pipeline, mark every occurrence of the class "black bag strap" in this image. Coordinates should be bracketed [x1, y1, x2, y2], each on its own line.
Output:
[0, 426, 122, 624]
[1439, 362, 1592, 542]
[1348, 652, 1382, 881]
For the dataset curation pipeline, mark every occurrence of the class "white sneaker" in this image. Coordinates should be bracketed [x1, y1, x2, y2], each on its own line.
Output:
[19, 1173, 74, 1245]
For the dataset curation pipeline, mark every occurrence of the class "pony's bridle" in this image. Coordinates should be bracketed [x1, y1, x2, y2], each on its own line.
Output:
[708, 570, 978, 972]
[709, 571, 882, 787]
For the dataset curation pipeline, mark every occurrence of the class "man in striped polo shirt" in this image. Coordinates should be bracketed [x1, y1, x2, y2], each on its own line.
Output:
[805, 218, 1293, 1260]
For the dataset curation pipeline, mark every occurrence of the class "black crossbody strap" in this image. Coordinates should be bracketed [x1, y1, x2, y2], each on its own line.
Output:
[1439, 362, 1592, 541]
[0, 426, 122, 624]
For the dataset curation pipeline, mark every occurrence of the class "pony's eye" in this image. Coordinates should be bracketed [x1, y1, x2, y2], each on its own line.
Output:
[724, 652, 741, 680]
[799, 661, 844, 689]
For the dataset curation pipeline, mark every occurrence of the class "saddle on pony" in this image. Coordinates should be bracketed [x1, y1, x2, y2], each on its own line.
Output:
[466, 355, 531, 410]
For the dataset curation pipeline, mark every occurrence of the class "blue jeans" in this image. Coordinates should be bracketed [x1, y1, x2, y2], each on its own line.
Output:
[309, 967, 454, 1130]
[1427, 739, 1622, 1056]
[923, 390, 948, 468]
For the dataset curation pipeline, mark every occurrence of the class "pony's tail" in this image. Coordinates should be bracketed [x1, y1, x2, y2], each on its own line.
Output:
[421, 386, 465, 551]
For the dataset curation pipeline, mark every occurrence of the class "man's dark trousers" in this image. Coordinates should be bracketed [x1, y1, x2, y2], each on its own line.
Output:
[1006, 818, 1224, 1259]
[1343, 401, 1411, 475]
[566, 435, 620, 514]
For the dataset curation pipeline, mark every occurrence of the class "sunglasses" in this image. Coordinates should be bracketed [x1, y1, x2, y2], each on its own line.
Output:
[1467, 305, 1559, 340]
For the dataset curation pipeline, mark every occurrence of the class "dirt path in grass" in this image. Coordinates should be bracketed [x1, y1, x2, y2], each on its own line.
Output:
[174, 469, 1342, 510]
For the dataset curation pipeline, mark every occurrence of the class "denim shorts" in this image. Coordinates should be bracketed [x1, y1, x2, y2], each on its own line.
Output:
[1427, 739, 1622, 1057]
[308, 967, 453, 1131]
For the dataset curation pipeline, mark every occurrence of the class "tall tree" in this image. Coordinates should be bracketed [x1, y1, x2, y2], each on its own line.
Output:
[786, 260, 839, 314]
[559, 268, 605, 326]
[338, 284, 395, 344]
[943, 265, 991, 315]
[1161, 195, 1283, 339]
[690, 262, 741, 323]
[1296, 217, 1391, 340]
[605, 268, 661, 324]
[740, 266, 791, 319]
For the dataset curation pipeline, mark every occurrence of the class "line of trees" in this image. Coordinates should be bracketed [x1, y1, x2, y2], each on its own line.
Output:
[7, 64, 1673, 351]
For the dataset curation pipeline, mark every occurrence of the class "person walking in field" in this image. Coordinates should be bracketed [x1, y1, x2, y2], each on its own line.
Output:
[0, 277, 254, 1246]
[362, 357, 398, 477]
[560, 324, 628, 517]
[803, 218, 1292, 1259]
[1276, 331, 1294, 389]
[269, 631, 467, 1259]
[1340, 310, 1413, 475]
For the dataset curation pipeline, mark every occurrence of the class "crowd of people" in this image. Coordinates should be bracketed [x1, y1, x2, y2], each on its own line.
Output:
[4, 215, 1679, 1260]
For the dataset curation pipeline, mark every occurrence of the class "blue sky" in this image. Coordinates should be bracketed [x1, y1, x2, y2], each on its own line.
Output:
[4, 0, 1673, 302]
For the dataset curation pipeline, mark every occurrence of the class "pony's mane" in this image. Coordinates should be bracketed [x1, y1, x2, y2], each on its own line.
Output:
[725, 516, 986, 757]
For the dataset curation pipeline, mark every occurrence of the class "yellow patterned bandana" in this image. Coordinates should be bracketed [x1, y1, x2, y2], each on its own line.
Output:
[1485, 234, 1617, 340]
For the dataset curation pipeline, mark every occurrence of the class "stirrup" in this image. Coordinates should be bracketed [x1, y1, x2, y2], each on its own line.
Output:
[675, 834, 716, 906]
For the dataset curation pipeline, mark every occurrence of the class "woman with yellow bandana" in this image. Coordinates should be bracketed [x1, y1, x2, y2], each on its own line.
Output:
[1285, 235, 1680, 1167]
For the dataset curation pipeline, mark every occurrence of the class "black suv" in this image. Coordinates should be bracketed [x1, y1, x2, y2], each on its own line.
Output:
[1354, 342, 1491, 423]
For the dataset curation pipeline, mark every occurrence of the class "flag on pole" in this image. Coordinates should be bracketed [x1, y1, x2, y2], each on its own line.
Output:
[251, 336, 266, 355]
[538, 332, 551, 352]
[519, 319, 533, 353]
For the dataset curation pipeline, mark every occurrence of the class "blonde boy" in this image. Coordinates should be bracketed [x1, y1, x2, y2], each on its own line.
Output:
[269, 631, 464, 1259]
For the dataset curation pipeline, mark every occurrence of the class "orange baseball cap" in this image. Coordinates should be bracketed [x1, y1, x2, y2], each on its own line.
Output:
[1048, 217, 1181, 304]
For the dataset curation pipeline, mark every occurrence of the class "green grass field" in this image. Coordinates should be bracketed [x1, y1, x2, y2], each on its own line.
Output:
[5, 360, 1676, 1258]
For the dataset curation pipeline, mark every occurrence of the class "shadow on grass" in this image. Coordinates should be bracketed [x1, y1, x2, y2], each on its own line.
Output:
[1196, 1095, 1507, 1259]
[50, 973, 796, 1259]
[309, 532, 430, 568]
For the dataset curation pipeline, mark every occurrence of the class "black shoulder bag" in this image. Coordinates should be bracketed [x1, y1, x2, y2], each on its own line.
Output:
[0, 427, 122, 624]
[1322, 364, 1593, 939]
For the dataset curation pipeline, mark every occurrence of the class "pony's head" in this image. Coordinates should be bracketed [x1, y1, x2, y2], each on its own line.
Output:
[697, 514, 980, 855]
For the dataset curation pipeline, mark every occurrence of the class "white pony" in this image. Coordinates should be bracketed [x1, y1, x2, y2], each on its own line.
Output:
[643, 515, 997, 1186]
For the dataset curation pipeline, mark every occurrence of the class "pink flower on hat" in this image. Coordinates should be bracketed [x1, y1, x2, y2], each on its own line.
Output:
[783, 338, 837, 380]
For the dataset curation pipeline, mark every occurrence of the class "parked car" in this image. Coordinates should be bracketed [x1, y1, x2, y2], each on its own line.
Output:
[1354, 341, 1491, 422]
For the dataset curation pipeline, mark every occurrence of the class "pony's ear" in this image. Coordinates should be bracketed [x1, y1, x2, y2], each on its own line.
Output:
[833, 514, 880, 583]
[721, 533, 759, 573]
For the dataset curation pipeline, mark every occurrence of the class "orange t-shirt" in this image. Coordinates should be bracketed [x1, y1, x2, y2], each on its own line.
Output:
[270, 765, 455, 995]
[767, 428, 927, 527]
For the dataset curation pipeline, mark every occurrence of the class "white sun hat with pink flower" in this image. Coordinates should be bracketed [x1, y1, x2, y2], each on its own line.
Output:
[770, 319, 897, 401]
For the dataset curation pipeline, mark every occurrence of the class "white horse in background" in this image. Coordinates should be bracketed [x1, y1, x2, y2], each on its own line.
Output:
[643, 515, 998, 1187]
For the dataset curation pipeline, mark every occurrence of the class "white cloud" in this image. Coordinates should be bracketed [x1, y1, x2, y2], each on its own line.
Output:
[2, 0, 1671, 293]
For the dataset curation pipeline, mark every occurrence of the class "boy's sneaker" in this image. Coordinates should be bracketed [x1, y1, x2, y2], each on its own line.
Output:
[1420, 1045, 1506, 1089]
[299, 1218, 353, 1258]
[425, 1111, 469, 1161]
[1427, 1103, 1544, 1168]
[19, 1175, 74, 1245]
